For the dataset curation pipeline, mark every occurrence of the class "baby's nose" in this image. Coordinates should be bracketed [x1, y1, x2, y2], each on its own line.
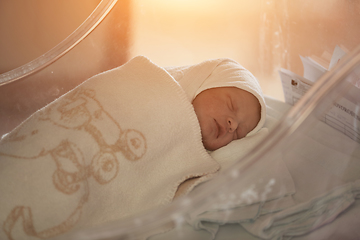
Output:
[227, 117, 238, 133]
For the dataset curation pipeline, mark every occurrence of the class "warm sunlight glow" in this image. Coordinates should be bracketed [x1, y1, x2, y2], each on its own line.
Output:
[131, 0, 358, 101]
[149, 0, 218, 9]
[137, 0, 260, 13]
[132, 0, 262, 65]
[131, 0, 283, 99]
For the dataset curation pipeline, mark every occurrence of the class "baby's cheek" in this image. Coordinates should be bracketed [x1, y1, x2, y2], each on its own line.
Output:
[198, 120, 210, 136]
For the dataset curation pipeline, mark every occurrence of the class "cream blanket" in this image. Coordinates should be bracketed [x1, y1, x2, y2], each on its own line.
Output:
[0, 56, 220, 240]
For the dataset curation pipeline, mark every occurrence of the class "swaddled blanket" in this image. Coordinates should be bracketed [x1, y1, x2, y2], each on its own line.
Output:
[0, 56, 220, 240]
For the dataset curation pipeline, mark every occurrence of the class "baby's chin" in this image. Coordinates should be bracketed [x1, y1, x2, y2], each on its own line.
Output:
[202, 137, 228, 151]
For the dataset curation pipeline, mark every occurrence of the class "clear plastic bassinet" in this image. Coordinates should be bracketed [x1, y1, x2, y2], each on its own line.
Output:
[1, 1, 359, 240]
[50, 42, 360, 240]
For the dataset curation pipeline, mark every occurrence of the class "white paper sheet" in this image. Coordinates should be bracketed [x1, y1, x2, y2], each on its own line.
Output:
[279, 45, 360, 144]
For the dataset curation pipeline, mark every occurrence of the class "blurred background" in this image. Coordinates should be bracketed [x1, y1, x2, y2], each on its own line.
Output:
[1, 0, 360, 135]
[130, 0, 360, 100]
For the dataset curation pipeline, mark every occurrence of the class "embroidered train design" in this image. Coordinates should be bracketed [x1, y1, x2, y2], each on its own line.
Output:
[1, 88, 147, 239]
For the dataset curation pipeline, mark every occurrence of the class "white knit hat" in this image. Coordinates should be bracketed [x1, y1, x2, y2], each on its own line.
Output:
[195, 59, 266, 136]
[165, 58, 266, 137]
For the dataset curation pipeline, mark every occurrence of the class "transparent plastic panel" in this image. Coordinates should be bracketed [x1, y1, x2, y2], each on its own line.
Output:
[0, 0, 101, 74]
[56, 43, 360, 240]
[1, 1, 360, 240]
[0, 0, 130, 137]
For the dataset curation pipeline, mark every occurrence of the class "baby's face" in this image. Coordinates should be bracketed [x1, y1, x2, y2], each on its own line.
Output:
[192, 87, 261, 151]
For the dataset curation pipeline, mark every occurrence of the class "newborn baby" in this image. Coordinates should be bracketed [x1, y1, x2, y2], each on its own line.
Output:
[192, 87, 261, 151]
[165, 58, 266, 151]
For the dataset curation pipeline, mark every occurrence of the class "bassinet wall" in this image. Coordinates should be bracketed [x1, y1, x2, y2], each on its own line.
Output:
[1, 1, 360, 240]
[0, 0, 130, 138]
[48, 45, 359, 240]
